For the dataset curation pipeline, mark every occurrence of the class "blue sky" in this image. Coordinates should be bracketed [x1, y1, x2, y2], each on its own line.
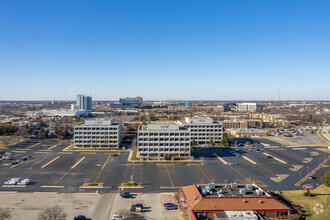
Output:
[0, 0, 329, 101]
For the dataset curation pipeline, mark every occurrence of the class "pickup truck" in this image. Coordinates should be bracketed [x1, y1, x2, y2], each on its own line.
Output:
[18, 179, 30, 185]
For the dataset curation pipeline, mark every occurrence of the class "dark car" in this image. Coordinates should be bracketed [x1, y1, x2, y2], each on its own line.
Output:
[131, 204, 143, 212]
[12, 161, 18, 165]
[73, 215, 86, 220]
[121, 191, 132, 198]
[308, 176, 316, 179]
[164, 203, 176, 207]
[113, 154, 119, 157]
[165, 204, 178, 210]
[267, 156, 273, 159]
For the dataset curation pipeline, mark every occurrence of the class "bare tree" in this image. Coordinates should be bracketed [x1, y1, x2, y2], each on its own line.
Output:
[36, 206, 66, 220]
[0, 207, 11, 220]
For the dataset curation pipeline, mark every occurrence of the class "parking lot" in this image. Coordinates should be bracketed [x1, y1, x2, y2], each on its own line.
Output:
[0, 138, 329, 195]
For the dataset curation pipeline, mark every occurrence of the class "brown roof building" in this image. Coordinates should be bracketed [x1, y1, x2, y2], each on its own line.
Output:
[178, 183, 290, 220]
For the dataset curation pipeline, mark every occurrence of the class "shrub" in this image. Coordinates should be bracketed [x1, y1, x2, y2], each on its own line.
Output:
[321, 171, 330, 187]
[303, 192, 309, 196]
[164, 154, 171, 160]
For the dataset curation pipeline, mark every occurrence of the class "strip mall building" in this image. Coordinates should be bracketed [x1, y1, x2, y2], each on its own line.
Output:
[178, 183, 290, 220]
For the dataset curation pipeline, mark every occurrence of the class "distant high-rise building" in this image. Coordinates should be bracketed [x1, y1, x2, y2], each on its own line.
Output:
[237, 103, 262, 113]
[118, 96, 143, 108]
[72, 95, 92, 111]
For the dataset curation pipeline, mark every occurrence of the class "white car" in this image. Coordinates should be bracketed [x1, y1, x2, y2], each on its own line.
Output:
[17, 179, 30, 185]
[5, 152, 12, 155]
[4, 178, 20, 185]
[112, 214, 125, 220]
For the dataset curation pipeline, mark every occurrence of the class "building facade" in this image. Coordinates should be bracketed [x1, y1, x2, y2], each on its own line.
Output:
[180, 117, 223, 145]
[237, 103, 262, 113]
[74, 119, 122, 148]
[137, 122, 191, 159]
[72, 95, 92, 111]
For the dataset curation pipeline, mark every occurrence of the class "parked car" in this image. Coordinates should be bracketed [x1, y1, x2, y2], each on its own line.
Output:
[112, 214, 125, 220]
[11, 161, 18, 165]
[5, 152, 12, 155]
[267, 156, 273, 159]
[121, 191, 132, 198]
[163, 203, 176, 207]
[130, 204, 143, 212]
[4, 178, 20, 185]
[228, 162, 239, 166]
[73, 215, 86, 220]
[165, 203, 178, 210]
[308, 176, 316, 179]
[17, 179, 30, 185]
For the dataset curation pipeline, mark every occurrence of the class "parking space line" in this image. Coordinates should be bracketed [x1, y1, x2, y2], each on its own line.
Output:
[242, 156, 256, 164]
[262, 152, 287, 164]
[213, 153, 227, 164]
[41, 156, 60, 168]
[27, 142, 42, 149]
[48, 144, 58, 150]
[165, 166, 174, 187]
[198, 166, 211, 182]
[71, 157, 86, 169]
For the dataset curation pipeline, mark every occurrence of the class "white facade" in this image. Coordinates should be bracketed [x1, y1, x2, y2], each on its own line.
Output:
[137, 122, 191, 159]
[181, 117, 223, 145]
[26, 109, 88, 118]
[237, 103, 262, 112]
[72, 95, 92, 111]
[74, 119, 122, 148]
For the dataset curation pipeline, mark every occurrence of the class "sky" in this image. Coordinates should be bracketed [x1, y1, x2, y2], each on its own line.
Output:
[0, 0, 329, 101]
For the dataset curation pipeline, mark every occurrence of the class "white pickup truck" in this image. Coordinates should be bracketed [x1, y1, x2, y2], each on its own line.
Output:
[4, 178, 20, 185]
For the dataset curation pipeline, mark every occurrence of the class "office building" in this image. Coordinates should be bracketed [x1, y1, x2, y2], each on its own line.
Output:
[178, 183, 290, 220]
[237, 103, 262, 113]
[137, 122, 191, 159]
[119, 96, 143, 108]
[226, 128, 267, 138]
[74, 119, 122, 148]
[179, 117, 223, 145]
[72, 95, 92, 111]
[222, 119, 263, 129]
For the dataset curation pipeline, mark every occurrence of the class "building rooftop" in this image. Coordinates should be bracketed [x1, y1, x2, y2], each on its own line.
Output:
[181, 184, 290, 212]
[140, 122, 188, 131]
[196, 183, 269, 198]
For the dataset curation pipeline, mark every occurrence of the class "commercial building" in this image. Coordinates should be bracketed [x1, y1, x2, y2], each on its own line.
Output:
[237, 103, 262, 113]
[178, 117, 223, 145]
[71, 95, 92, 111]
[226, 128, 267, 138]
[26, 109, 89, 118]
[178, 183, 290, 220]
[222, 119, 263, 129]
[137, 122, 191, 159]
[74, 119, 122, 148]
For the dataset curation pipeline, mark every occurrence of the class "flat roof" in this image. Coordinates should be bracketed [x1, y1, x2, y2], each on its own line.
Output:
[227, 128, 266, 132]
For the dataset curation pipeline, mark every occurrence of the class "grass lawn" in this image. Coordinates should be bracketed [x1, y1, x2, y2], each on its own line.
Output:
[281, 185, 330, 220]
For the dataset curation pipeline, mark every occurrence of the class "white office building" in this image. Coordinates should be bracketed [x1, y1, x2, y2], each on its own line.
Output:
[179, 117, 223, 145]
[137, 122, 191, 159]
[74, 119, 122, 148]
[72, 95, 92, 111]
[237, 103, 262, 113]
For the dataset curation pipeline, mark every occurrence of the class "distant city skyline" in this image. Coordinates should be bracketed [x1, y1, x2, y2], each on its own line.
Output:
[0, 0, 329, 101]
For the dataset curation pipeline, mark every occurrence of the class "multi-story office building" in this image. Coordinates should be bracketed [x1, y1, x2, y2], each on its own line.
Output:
[119, 97, 143, 108]
[72, 95, 92, 111]
[74, 119, 122, 148]
[179, 117, 223, 145]
[237, 103, 262, 113]
[137, 122, 191, 159]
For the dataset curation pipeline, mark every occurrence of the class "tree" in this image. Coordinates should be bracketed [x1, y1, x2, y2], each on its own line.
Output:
[164, 154, 171, 160]
[209, 137, 214, 146]
[192, 137, 197, 146]
[149, 114, 157, 121]
[221, 136, 231, 147]
[0, 207, 11, 220]
[37, 206, 67, 220]
[321, 171, 330, 187]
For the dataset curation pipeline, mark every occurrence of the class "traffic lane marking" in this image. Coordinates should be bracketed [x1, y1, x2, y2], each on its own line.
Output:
[94, 155, 112, 183]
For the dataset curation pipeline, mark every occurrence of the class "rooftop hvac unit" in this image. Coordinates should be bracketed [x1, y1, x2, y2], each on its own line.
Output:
[210, 182, 215, 189]
[201, 189, 207, 195]
[231, 182, 238, 188]
[256, 189, 264, 196]
[218, 193, 224, 197]
[246, 184, 253, 190]
[205, 185, 210, 192]
[218, 190, 223, 194]
[239, 188, 246, 195]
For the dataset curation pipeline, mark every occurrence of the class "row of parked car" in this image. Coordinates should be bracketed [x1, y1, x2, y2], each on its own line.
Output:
[4, 177, 30, 185]
[271, 128, 304, 137]
[11, 155, 33, 165]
